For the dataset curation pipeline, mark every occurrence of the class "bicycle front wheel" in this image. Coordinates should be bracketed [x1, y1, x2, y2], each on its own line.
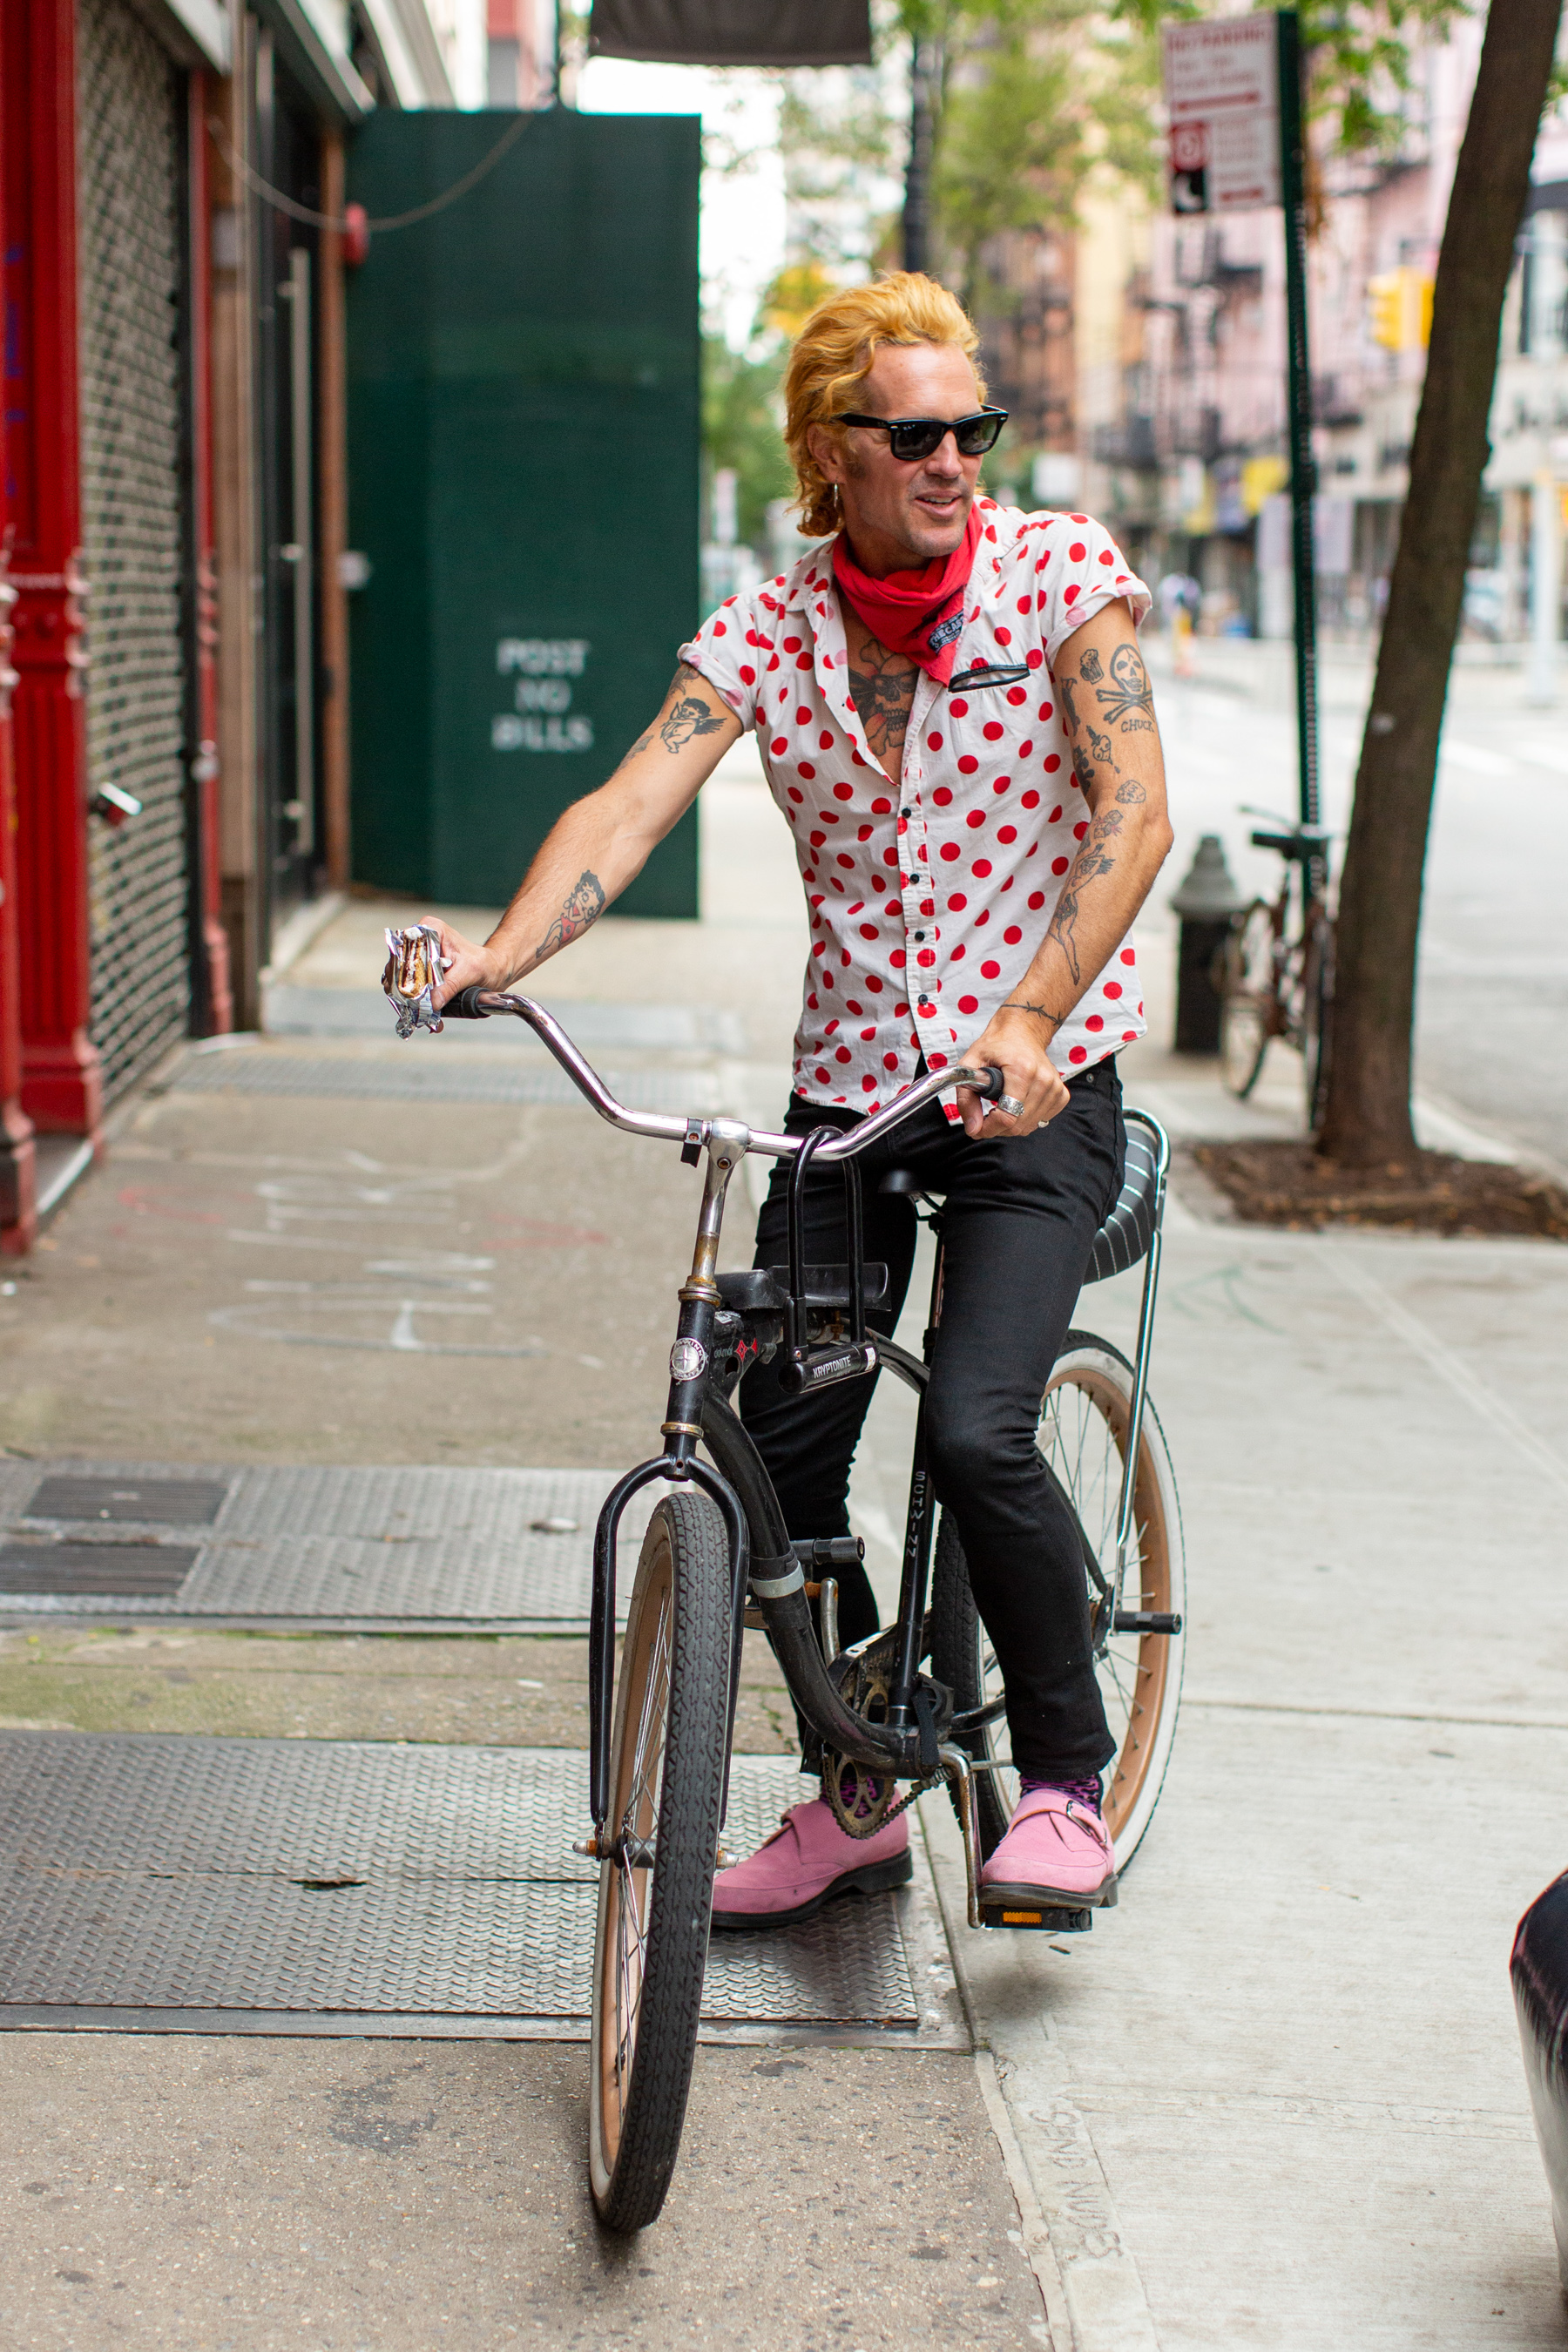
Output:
[1218, 900, 1276, 1098]
[928, 1332, 1186, 1874]
[588, 1490, 732, 2234]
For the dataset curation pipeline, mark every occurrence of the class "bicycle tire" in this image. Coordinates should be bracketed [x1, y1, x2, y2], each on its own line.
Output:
[588, 1490, 732, 2233]
[1218, 901, 1275, 1099]
[927, 1330, 1186, 1873]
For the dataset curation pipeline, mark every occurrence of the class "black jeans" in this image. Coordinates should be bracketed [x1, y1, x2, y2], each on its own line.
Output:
[738, 1063, 1126, 1783]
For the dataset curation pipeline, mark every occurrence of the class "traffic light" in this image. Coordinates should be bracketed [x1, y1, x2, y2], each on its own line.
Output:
[1368, 267, 1433, 352]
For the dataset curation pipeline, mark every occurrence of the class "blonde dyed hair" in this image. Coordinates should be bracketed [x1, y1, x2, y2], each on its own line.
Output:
[783, 273, 985, 538]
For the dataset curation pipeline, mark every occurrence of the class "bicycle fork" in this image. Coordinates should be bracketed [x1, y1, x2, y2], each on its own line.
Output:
[585, 1128, 754, 1848]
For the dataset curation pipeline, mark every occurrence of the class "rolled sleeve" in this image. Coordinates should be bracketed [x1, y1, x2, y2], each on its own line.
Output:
[1037, 515, 1152, 667]
[678, 595, 760, 733]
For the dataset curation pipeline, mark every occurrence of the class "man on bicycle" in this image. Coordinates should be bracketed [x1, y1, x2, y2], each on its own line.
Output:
[426, 272, 1173, 1926]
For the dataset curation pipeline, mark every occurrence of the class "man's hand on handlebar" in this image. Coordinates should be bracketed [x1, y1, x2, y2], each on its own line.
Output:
[409, 917, 505, 1012]
[955, 1005, 1071, 1140]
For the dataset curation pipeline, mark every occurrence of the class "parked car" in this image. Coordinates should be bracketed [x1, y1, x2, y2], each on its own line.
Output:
[1511, 1869, 1568, 2285]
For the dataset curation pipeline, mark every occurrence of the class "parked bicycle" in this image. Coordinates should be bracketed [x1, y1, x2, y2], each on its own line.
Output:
[423, 983, 1184, 2233]
[1217, 808, 1335, 1129]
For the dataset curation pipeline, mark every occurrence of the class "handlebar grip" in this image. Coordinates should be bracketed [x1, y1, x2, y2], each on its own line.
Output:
[972, 1064, 1006, 1100]
[442, 985, 491, 1021]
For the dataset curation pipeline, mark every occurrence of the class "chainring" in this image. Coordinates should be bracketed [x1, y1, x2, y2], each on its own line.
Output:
[822, 1753, 896, 1838]
[821, 1636, 896, 1838]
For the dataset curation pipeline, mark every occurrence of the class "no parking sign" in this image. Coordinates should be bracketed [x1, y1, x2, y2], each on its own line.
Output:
[1162, 14, 1281, 213]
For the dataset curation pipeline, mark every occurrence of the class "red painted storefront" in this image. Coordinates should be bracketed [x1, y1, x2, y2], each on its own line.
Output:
[0, 0, 230, 1254]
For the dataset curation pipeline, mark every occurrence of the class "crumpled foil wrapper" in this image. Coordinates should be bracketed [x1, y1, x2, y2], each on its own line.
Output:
[382, 923, 448, 1038]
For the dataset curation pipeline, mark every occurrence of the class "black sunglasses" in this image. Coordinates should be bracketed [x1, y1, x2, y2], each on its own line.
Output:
[833, 407, 1009, 462]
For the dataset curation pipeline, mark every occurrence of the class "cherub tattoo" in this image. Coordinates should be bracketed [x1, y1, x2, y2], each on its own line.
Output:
[533, 869, 605, 963]
[659, 664, 726, 752]
[1093, 642, 1155, 729]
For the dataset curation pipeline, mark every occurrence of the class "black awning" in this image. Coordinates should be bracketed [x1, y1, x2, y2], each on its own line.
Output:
[588, 0, 873, 67]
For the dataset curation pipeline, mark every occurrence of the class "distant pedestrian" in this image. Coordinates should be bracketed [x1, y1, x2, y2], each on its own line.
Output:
[1158, 571, 1200, 677]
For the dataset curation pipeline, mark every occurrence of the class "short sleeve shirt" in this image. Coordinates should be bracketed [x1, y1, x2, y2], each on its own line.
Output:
[679, 498, 1152, 1116]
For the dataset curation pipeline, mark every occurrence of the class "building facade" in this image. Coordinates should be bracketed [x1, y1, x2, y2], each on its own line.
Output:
[1076, 23, 1568, 651]
[0, 0, 487, 1256]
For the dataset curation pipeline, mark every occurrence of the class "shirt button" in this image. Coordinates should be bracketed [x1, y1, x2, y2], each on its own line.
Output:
[913, 930, 925, 942]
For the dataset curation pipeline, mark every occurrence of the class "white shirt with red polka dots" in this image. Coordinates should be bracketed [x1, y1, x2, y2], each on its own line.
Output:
[679, 499, 1152, 1116]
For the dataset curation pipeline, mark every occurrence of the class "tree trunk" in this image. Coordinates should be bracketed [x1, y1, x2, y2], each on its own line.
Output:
[1318, 0, 1564, 1171]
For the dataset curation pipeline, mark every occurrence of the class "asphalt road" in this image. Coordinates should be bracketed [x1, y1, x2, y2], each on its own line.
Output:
[1145, 636, 1568, 1175]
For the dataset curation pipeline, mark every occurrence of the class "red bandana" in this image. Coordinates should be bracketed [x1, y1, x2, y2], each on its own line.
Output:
[832, 509, 981, 686]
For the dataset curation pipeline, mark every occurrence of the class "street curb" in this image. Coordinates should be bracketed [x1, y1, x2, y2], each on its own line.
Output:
[917, 1799, 1163, 2351]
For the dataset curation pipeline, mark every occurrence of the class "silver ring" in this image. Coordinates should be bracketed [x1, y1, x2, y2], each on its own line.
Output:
[997, 1093, 1025, 1119]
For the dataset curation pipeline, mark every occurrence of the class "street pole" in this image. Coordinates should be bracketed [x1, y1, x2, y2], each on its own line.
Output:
[1275, 9, 1319, 834]
[903, 34, 935, 275]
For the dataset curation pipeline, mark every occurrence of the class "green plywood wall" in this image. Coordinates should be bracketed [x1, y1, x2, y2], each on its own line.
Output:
[347, 110, 700, 913]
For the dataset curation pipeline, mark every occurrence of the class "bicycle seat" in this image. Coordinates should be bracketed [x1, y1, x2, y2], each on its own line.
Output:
[715, 1265, 889, 1313]
[1085, 1119, 1160, 1283]
[1249, 827, 1330, 860]
[879, 1167, 934, 1198]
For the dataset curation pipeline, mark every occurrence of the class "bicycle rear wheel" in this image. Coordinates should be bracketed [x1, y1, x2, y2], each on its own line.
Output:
[588, 1490, 732, 2233]
[1218, 901, 1275, 1098]
[928, 1331, 1186, 1872]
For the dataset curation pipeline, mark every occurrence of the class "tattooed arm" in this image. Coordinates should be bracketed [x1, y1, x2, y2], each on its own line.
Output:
[956, 598, 1173, 1139]
[419, 662, 741, 1003]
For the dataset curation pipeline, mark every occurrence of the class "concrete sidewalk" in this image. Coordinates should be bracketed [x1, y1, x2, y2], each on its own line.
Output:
[2, 739, 1565, 2346]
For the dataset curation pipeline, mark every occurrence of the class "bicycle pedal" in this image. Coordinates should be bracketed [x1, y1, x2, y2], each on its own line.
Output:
[977, 1899, 1094, 1934]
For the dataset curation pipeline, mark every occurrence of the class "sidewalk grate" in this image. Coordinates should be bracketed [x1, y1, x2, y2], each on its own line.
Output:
[0, 1544, 197, 1596]
[0, 1460, 661, 1628]
[26, 1476, 227, 1525]
[0, 1738, 963, 2047]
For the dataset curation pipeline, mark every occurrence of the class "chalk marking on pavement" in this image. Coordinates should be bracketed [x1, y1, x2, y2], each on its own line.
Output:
[991, 2018, 1161, 2352]
[1066, 2085, 1533, 2144]
[972, 2048, 1069, 2351]
[1323, 1245, 1568, 1500]
[1183, 1695, 1568, 1732]
[207, 1299, 546, 1357]
[919, 1802, 1161, 2352]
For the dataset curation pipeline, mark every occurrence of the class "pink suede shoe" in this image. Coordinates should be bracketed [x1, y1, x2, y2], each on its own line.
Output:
[979, 1788, 1118, 1909]
[710, 1793, 911, 1930]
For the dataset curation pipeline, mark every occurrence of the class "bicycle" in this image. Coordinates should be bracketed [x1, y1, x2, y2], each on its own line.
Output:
[1217, 808, 1335, 1130]
[397, 961, 1185, 2234]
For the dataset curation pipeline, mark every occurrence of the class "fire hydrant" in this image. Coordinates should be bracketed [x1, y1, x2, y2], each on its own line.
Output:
[1169, 835, 1242, 1054]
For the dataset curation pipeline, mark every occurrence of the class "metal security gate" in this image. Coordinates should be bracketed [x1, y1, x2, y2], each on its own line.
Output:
[76, 0, 192, 1101]
[255, 41, 324, 944]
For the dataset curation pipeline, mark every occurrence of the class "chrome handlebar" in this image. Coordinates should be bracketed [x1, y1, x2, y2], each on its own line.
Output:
[449, 989, 1002, 1160]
